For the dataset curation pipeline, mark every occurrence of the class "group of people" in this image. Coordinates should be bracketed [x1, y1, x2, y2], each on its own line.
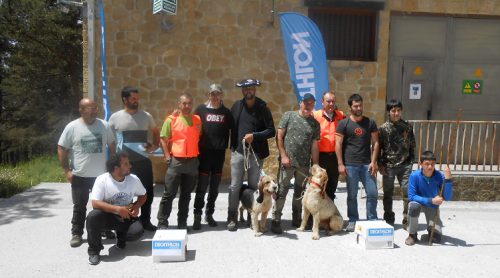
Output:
[58, 78, 453, 265]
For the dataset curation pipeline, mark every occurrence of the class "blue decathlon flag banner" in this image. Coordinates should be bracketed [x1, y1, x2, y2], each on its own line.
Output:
[99, 0, 111, 121]
[279, 12, 329, 110]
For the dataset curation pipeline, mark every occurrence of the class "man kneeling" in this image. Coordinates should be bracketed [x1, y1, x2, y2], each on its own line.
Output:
[86, 152, 147, 265]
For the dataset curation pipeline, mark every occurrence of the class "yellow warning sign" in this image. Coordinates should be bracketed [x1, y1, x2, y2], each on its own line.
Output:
[414, 66, 423, 76]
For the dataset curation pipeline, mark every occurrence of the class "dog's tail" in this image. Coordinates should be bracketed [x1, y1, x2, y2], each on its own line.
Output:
[239, 185, 254, 210]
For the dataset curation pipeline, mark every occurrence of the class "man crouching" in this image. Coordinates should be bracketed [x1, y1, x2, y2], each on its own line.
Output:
[86, 152, 147, 265]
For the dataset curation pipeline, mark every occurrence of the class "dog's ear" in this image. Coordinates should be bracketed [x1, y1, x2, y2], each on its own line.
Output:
[256, 180, 264, 203]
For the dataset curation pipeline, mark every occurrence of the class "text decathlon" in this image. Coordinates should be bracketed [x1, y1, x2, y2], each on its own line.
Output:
[291, 32, 315, 95]
[368, 228, 394, 236]
[153, 241, 182, 249]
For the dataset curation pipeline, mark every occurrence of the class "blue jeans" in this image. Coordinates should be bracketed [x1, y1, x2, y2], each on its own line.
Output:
[346, 164, 378, 222]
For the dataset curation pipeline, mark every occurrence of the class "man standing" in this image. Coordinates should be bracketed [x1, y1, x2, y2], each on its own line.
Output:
[86, 152, 147, 265]
[108, 86, 159, 231]
[227, 78, 275, 231]
[58, 98, 115, 248]
[157, 93, 202, 230]
[313, 91, 346, 201]
[378, 99, 416, 228]
[271, 93, 320, 234]
[335, 93, 380, 232]
[192, 84, 233, 230]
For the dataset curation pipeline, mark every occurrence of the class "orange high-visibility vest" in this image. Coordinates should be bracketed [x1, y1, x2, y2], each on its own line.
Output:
[168, 115, 202, 157]
[313, 109, 346, 153]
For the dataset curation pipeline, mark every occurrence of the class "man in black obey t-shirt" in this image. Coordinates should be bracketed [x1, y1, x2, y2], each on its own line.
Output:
[335, 94, 380, 232]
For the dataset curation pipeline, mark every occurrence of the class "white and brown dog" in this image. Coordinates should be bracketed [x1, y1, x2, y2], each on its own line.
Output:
[239, 175, 278, 237]
[297, 164, 344, 240]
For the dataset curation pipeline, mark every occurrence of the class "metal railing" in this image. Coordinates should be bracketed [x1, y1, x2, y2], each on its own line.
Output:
[409, 120, 500, 172]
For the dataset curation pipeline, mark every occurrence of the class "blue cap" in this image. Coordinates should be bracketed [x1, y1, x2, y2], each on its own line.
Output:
[301, 93, 316, 102]
[235, 78, 261, 88]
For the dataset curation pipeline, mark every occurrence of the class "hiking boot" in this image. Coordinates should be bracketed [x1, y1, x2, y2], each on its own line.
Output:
[346, 222, 356, 232]
[141, 220, 157, 232]
[205, 214, 218, 227]
[70, 234, 82, 248]
[271, 220, 283, 234]
[405, 233, 418, 246]
[227, 210, 238, 232]
[292, 210, 301, 228]
[192, 214, 202, 230]
[88, 254, 101, 265]
[102, 230, 115, 239]
[157, 220, 169, 230]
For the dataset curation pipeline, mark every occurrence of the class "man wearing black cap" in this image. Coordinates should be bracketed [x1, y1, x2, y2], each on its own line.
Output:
[271, 93, 320, 234]
[227, 78, 276, 231]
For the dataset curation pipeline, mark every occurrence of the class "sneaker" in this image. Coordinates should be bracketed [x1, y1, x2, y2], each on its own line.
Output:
[101, 230, 115, 239]
[192, 214, 202, 230]
[116, 239, 126, 249]
[405, 233, 418, 246]
[141, 221, 157, 232]
[346, 222, 356, 232]
[205, 215, 218, 227]
[88, 254, 101, 265]
[70, 234, 83, 248]
[271, 220, 283, 234]
[227, 220, 238, 232]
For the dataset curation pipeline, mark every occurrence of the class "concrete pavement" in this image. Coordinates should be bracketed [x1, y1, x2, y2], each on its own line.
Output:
[1, 181, 499, 278]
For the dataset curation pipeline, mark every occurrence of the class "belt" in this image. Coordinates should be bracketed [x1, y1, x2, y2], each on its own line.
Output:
[173, 156, 197, 160]
[320, 152, 336, 156]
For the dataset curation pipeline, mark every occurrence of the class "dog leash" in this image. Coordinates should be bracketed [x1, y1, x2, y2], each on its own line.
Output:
[243, 138, 260, 171]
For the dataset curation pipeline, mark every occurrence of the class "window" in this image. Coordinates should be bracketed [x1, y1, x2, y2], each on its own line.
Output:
[308, 7, 378, 61]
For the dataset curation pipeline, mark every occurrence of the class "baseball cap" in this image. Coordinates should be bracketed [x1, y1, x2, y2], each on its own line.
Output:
[235, 78, 261, 88]
[209, 83, 223, 93]
[301, 93, 316, 102]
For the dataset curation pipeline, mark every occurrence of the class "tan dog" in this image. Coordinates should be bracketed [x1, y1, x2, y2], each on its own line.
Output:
[239, 176, 278, 237]
[297, 164, 344, 240]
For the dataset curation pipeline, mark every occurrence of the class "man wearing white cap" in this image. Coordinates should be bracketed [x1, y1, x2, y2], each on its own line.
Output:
[192, 84, 234, 230]
[227, 78, 276, 231]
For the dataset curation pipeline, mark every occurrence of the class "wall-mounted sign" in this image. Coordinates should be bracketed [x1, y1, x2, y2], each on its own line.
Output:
[153, 0, 177, 15]
[409, 83, 422, 99]
[462, 80, 482, 94]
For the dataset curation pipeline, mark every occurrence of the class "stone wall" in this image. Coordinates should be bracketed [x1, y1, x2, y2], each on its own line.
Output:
[85, 0, 500, 183]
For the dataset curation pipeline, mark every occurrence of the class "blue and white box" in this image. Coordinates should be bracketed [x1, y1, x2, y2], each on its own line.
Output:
[152, 230, 188, 262]
[355, 220, 394, 249]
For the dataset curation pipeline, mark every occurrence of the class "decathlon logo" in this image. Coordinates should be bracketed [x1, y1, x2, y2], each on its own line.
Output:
[368, 228, 393, 236]
[291, 32, 316, 96]
[153, 240, 182, 249]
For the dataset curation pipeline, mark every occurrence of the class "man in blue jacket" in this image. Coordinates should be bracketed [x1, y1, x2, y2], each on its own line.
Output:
[406, 150, 453, 246]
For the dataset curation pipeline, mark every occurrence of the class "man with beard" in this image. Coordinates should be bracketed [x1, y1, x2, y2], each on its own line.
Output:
[108, 86, 160, 231]
[58, 98, 115, 248]
[271, 93, 320, 234]
[335, 93, 380, 232]
[86, 152, 147, 265]
[227, 78, 275, 231]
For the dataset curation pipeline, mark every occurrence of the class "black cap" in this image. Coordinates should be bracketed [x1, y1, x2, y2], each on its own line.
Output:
[301, 93, 316, 102]
[235, 78, 261, 88]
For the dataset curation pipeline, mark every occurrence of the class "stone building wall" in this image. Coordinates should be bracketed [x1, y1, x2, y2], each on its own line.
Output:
[86, 0, 500, 183]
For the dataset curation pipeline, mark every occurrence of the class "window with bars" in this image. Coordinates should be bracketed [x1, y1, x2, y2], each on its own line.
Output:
[308, 7, 378, 61]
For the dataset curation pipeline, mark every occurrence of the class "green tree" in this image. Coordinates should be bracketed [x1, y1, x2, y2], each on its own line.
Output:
[0, 0, 82, 164]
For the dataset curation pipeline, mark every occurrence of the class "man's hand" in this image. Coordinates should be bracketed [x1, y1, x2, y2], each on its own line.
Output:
[378, 165, 387, 176]
[65, 169, 73, 183]
[281, 154, 291, 168]
[116, 206, 131, 219]
[144, 142, 158, 153]
[243, 133, 254, 144]
[128, 203, 140, 218]
[444, 165, 452, 179]
[432, 196, 444, 206]
[338, 164, 347, 177]
[369, 161, 378, 177]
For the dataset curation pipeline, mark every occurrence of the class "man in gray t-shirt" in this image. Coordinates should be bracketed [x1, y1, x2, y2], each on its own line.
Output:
[58, 98, 115, 248]
[108, 86, 159, 231]
[271, 93, 320, 234]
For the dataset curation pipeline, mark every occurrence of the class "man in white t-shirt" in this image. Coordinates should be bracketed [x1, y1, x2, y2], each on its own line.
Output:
[108, 86, 160, 231]
[57, 98, 115, 248]
[86, 152, 147, 265]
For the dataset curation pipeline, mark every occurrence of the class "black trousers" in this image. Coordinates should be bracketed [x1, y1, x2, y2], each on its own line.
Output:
[194, 149, 226, 216]
[86, 209, 144, 255]
[318, 152, 339, 201]
[71, 175, 96, 236]
[131, 159, 154, 223]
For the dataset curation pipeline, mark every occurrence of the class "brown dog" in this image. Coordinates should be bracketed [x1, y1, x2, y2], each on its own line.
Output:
[297, 164, 344, 240]
[239, 176, 278, 237]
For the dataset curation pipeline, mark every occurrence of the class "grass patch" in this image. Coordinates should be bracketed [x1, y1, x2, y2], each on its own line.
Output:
[0, 155, 65, 198]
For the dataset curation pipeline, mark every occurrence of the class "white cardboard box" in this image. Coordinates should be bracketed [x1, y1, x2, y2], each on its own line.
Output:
[355, 220, 394, 249]
[152, 230, 188, 262]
